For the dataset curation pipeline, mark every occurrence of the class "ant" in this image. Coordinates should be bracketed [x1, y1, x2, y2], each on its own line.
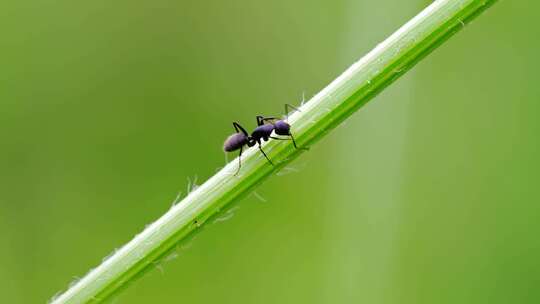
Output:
[223, 104, 305, 175]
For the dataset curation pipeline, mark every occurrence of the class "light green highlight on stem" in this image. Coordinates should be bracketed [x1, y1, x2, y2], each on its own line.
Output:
[51, 0, 498, 302]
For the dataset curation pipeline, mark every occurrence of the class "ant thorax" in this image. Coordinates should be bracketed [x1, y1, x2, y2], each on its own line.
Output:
[251, 124, 274, 141]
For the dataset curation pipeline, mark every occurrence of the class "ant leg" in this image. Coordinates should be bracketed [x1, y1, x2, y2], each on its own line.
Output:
[257, 141, 273, 165]
[289, 133, 308, 150]
[289, 133, 299, 149]
[233, 122, 249, 136]
[270, 135, 309, 150]
[234, 146, 243, 176]
[270, 136, 290, 140]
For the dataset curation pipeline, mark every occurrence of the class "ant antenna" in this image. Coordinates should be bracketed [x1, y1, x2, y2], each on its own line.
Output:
[284, 103, 301, 120]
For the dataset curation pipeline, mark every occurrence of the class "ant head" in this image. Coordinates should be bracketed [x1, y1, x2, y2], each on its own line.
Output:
[274, 120, 290, 136]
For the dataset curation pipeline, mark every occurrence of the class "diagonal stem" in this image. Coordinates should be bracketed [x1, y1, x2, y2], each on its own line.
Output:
[51, 0, 498, 303]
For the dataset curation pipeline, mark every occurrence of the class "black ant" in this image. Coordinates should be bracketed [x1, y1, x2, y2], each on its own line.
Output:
[223, 104, 305, 175]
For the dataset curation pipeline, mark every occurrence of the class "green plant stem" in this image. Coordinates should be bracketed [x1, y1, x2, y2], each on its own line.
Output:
[51, 0, 498, 303]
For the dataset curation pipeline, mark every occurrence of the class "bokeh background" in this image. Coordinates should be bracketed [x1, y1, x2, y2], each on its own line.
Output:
[1, 0, 539, 303]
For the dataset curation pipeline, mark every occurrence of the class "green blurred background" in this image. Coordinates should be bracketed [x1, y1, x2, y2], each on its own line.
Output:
[1, 0, 539, 303]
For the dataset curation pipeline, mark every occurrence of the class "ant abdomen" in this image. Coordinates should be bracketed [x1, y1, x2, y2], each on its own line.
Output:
[223, 133, 248, 152]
